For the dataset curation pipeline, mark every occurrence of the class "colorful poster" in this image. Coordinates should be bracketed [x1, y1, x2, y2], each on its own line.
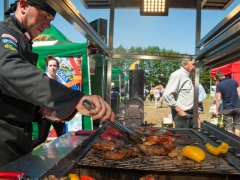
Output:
[66, 113, 82, 132]
[55, 56, 82, 90]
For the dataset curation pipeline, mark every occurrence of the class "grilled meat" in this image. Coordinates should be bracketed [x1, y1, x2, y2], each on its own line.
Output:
[102, 148, 143, 160]
[92, 139, 124, 151]
[131, 149, 143, 158]
[167, 147, 179, 158]
[102, 150, 132, 160]
[166, 146, 185, 160]
[163, 142, 176, 151]
[114, 139, 125, 148]
[92, 139, 115, 151]
[137, 143, 176, 156]
[125, 144, 143, 158]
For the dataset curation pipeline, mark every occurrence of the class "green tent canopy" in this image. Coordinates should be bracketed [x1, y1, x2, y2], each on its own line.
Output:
[112, 67, 121, 81]
[32, 25, 92, 130]
[33, 24, 87, 72]
[112, 67, 121, 75]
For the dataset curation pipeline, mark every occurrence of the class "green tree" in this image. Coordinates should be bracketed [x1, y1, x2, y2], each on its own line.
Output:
[112, 45, 210, 88]
[200, 68, 210, 92]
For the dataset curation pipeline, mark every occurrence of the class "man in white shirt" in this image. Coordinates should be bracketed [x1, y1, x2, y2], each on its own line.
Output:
[163, 61, 195, 128]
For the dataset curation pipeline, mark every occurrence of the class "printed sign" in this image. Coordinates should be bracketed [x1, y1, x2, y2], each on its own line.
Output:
[89, 56, 96, 75]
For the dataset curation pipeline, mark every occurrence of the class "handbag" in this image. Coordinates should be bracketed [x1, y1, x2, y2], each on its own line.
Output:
[209, 104, 216, 114]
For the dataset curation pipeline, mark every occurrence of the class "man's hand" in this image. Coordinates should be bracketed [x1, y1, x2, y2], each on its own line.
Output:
[76, 95, 115, 122]
[174, 106, 187, 117]
[215, 92, 221, 118]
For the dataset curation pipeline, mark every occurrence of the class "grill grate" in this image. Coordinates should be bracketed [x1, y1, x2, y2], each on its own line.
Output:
[79, 145, 239, 174]
[77, 127, 240, 175]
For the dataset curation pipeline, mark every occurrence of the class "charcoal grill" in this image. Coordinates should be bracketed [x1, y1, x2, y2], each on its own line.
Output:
[1, 122, 240, 180]
[73, 122, 240, 180]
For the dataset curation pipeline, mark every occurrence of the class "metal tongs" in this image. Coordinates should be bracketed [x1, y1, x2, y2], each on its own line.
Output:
[82, 99, 143, 144]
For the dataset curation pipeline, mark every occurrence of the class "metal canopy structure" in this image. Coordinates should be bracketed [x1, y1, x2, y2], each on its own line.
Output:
[80, 0, 233, 10]
[195, 4, 240, 70]
[42, 0, 237, 129]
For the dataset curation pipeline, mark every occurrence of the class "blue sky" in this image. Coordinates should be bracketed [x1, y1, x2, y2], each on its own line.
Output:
[1, 0, 239, 55]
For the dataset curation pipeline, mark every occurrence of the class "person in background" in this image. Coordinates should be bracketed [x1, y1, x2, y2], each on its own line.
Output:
[192, 79, 207, 128]
[163, 61, 195, 128]
[159, 85, 166, 108]
[120, 85, 125, 96]
[153, 86, 160, 108]
[143, 86, 149, 104]
[149, 87, 154, 102]
[214, 71, 240, 136]
[0, 0, 115, 168]
[212, 78, 223, 127]
[32, 55, 66, 148]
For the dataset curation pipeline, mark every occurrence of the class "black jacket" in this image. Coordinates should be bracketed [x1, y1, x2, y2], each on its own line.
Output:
[0, 16, 84, 123]
[0, 16, 84, 168]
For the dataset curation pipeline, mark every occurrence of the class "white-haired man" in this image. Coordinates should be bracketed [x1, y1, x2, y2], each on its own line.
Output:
[163, 61, 195, 128]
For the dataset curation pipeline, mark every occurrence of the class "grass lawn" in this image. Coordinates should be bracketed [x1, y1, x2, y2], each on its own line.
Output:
[144, 93, 216, 127]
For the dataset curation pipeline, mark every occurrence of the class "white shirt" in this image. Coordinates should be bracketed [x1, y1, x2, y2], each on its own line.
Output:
[163, 67, 194, 111]
[154, 89, 160, 98]
[46, 72, 62, 83]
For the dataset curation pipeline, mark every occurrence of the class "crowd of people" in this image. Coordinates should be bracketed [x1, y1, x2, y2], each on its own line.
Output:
[146, 85, 167, 109]
[144, 59, 240, 138]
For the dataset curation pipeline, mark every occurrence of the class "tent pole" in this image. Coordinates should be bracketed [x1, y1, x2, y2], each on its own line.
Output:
[101, 55, 106, 99]
[193, 0, 201, 129]
[119, 74, 121, 103]
[209, 78, 212, 113]
[106, 0, 115, 105]
[4, 0, 9, 20]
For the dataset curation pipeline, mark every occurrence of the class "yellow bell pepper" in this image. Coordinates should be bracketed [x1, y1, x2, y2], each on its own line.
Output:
[181, 146, 206, 163]
[69, 174, 79, 180]
[218, 142, 229, 154]
[205, 142, 229, 156]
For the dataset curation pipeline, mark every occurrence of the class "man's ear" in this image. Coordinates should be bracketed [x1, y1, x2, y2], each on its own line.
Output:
[19, 0, 29, 14]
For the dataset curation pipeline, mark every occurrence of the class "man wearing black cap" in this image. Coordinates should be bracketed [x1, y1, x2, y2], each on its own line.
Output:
[0, 0, 115, 168]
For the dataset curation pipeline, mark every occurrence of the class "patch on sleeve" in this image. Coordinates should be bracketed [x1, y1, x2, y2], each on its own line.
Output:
[2, 38, 18, 48]
[4, 44, 17, 51]
[2, 34, 17, 43]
